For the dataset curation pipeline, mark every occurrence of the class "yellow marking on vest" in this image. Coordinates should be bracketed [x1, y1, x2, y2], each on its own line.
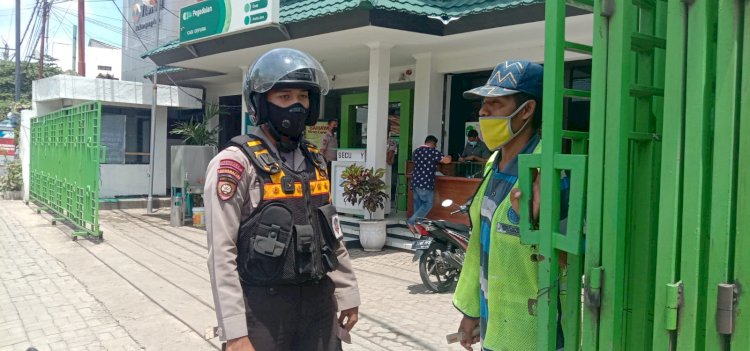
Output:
[262, 180, 330, 200]
[247, 140, 262, 147]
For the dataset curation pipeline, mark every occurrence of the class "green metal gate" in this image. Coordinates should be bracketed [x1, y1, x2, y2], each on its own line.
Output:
[30, 101, 103, 239]
[517, 0, 750, 349]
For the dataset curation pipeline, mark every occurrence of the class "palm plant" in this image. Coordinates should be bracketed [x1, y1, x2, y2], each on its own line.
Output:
[170, 102, 224, 146]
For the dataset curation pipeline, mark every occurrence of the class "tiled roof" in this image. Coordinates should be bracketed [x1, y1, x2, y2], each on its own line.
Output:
[142, 66, 185, 78]
[142, 0, 540, 58]
[140, 40, 180, 59]
[281, 0, 539, 22]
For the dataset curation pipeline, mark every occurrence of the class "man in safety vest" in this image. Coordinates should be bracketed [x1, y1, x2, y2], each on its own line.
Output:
[204, 48, 360, 351]
[453, 60, 569, 351]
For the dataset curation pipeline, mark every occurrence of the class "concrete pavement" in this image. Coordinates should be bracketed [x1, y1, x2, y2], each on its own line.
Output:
[0, 200, 464, 351]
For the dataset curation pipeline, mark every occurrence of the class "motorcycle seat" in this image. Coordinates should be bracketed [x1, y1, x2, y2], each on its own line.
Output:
[436, 221, 470, 234]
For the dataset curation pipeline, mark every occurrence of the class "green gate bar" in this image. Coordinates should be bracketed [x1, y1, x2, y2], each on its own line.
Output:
[732, 0, 750, 349]
[651, 0, 688, 348]
[518, 0, 591, 349]
[30, 101, 103, 239]
[598, 0, 637, 348]
[704, 0, 743, 349]
[581, 0, 611, 349]
[677, 0, 718, 349]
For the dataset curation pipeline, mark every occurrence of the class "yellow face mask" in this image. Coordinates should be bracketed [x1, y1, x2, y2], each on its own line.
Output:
[478, 100, 531, 150]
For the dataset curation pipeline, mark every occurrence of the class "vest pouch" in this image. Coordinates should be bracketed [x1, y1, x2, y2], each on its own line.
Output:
[238, 204, 293, 284]
[294, 224, 324, 278]
[316, 204, 340, 272]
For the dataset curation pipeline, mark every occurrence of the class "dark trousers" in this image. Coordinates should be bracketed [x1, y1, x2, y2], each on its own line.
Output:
[229, 276, 341, 351]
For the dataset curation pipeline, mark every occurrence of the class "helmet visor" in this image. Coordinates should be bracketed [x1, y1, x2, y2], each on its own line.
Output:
[247, 48, 330, 95]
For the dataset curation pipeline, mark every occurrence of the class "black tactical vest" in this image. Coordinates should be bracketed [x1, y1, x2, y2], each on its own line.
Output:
[228, 134, 340, 287]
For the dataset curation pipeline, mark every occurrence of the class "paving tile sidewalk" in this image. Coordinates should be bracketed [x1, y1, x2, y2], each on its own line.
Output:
[0, 202, 142, 351]
[0, 200, 463, 351]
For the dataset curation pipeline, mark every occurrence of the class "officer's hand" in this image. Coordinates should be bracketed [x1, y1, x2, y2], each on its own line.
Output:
[338, 307, 359, 331]
[510, 170, 541, 222]
[226, 336, 255, 351]
[458, 316, 480, 350]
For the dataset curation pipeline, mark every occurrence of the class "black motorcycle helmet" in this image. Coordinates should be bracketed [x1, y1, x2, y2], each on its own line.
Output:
[243, 48, 330, 130]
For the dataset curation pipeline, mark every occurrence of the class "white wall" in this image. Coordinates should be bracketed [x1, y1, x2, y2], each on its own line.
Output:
[86, 46, 123, 79]
[51, 42, 122, 79]
[122, 0, 192, 83]
[33, 75, 202, 109]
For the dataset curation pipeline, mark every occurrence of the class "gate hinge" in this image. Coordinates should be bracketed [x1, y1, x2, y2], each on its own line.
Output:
[717, 283, 739, 335]
[666, 281, 684, 331]
[584, 266, 604, 309]
[600, 0, 615, 17]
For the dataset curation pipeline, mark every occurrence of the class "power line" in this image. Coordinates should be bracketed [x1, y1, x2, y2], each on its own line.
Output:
[49, 0, 73, 41]
[110, 0, 148, 51]
[20, 0, 40, 49]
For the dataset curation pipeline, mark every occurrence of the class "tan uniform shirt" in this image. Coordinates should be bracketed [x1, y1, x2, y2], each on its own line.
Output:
[319, 131, 338, 162]
[205, 127, 360, 342]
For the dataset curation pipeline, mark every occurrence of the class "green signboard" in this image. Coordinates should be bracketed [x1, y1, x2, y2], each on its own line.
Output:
[179, 0, 279, 43]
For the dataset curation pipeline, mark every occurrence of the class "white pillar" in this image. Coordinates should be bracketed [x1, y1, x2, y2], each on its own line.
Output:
[412, 53, 445, 151]
[365, 42, 392, 220]
[239, 65, 249, 133]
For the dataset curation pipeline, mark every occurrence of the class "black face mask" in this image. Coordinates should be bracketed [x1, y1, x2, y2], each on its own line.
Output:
[267, 102, 309, 139]
[332, 127, 338, 133]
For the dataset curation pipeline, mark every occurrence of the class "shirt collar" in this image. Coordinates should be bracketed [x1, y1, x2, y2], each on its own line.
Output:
[494, 132, 540, 176]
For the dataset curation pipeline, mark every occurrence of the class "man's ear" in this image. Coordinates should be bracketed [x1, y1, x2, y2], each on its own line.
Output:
[521, 100, 536, 121]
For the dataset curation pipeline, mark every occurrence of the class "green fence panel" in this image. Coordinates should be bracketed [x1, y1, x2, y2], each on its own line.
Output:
[732, 1, 750, 349]
[597, 0, 637, 349]
[677, 0, 718, 349]
[581, 0, 610, 349]
[704, 1, 743, 350]
[30, 101, 103, 239]
[652, 0, 688, 349]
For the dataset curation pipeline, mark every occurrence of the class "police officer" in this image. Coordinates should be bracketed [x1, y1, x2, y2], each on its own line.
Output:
[205, 48, 360, 351]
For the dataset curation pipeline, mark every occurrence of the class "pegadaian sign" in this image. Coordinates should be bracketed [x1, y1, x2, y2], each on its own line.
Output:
[179, 0, 279, 44]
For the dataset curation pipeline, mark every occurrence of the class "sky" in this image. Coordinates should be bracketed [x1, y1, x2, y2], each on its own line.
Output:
[0, 0, 126, 68]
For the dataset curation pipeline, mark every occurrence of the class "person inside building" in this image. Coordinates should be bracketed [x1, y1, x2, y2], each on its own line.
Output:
[407, 135, 452, 233]
[320, 119, 339, 174]
[453, 60, 569, 351]
[458, 129, 491, 163]
[204, 48, 360, 351]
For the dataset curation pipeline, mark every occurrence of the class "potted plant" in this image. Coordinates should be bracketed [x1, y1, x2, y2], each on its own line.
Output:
[170, 102, 223, 146]
[0, 160, 23, 200]
[340, 164, 389, 251]
[169, 103, 222, 223]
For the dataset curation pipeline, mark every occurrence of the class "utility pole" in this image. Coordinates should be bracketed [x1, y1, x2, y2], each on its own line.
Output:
[14, 0, 21, 101]
[72, 25, 77, 72]
[146, 1, 162, 214]
[77, 0, 85, 76]
[38, 0, 48, 79]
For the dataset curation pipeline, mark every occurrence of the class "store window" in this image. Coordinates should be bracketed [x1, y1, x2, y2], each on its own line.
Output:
[101, 107, 152, 164]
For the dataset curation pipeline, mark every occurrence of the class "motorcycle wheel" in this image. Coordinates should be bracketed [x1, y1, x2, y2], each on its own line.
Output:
[419, 242, 456, 293]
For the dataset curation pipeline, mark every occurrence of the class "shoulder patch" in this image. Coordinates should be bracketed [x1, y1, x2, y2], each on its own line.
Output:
[219, 159, 245, 174]
[217, 179, 237, 201]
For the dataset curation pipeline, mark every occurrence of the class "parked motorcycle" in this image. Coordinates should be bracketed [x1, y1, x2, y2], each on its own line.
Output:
[411, 199, 471, 293]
